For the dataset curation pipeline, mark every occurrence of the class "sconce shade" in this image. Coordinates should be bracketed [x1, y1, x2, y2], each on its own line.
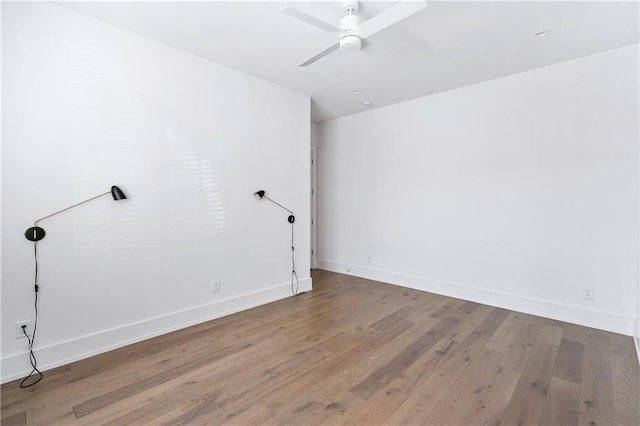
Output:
[111, 186, 127, 200]
[254, 190, 265, 199]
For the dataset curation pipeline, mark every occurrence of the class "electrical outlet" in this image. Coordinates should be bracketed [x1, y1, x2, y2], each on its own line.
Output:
[16, 320, 32, 339]
[367, 255, 372, 263]
[212, 280, 221, 293]
[582, 287, 594, 300]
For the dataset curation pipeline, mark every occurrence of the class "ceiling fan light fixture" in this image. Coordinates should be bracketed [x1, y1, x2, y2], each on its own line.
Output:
[340, 34, 362, 52]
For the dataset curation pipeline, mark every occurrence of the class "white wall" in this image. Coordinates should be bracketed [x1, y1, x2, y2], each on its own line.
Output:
[319, 44, 639, 335]
[1, 2, 311, 382]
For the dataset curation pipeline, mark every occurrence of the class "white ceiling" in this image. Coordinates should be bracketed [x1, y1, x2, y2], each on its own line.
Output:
[57, 1, 639, 122]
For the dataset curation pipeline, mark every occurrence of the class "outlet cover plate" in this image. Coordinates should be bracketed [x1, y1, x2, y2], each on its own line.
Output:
[16, 320, 32, 339]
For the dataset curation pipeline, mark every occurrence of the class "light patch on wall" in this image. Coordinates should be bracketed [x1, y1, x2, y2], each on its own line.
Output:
[66, 43, 224, 254]
[165, 130, 225, 240]
[68, 43, 143, 253]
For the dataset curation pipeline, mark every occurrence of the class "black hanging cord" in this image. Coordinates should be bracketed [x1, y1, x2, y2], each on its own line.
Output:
[290, 221, 299, 296]
[20, 242, 43, 388]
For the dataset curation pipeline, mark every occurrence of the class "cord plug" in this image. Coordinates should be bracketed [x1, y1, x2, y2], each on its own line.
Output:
[16, 321, 31, 339]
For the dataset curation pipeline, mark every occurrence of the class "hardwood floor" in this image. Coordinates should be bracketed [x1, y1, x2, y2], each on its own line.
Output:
[2, 270, 639, 425]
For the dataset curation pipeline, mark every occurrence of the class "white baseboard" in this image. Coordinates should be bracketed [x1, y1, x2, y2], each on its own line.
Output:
[634, 336, 640, 367]
[318, 260, 636, 336]
[1, 277, 312, 384]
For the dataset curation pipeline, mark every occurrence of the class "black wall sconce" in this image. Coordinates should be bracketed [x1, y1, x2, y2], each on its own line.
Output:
[254, 190, 299, 295]
[253, 190, 295, 224]
[20, 185, 127, 387]
[25, 185, 126, 242]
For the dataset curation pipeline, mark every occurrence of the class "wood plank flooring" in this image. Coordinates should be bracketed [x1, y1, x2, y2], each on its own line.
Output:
[2, 270, 639, 425]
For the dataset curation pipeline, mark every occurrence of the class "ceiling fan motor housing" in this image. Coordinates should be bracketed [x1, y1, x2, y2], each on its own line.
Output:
[340, 13, 360, 31]
[339, 12, 361, 52]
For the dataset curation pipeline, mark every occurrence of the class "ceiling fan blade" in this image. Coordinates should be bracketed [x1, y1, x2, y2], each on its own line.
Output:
[363, 39, 403, 62]
[358, 0, 427, 39]
[281, 6, 340, 33]
[299, 41, 340, 67]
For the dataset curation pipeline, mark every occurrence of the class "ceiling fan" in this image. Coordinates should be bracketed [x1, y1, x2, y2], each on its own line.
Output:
[281, 0, 427, 67]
